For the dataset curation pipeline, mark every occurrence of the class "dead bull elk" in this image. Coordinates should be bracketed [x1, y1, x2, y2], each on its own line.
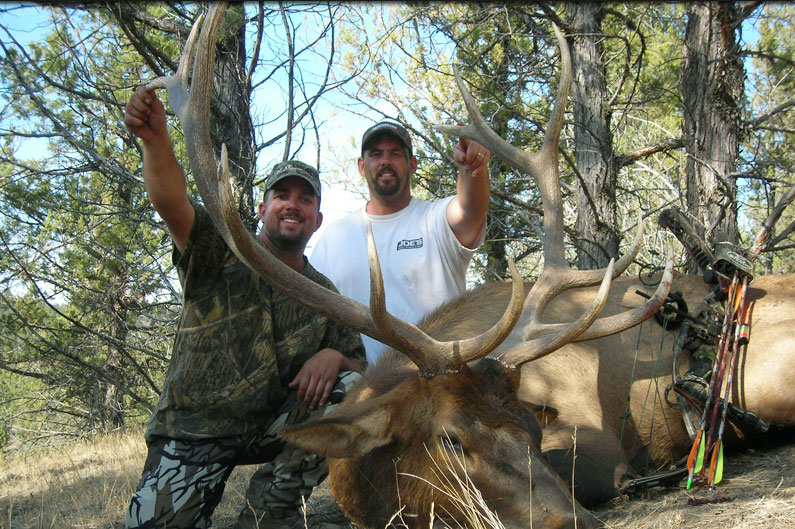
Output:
[145, 3, 795, 529]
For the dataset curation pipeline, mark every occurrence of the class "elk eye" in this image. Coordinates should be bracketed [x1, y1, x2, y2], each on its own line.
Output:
[440, 434, 464, 454]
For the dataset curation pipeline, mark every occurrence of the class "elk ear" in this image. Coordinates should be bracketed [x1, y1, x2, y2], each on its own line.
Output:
[520, 400, 559, 428]
[279, 403, 393, 459]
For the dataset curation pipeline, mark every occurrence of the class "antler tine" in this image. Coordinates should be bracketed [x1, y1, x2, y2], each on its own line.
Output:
[436, 22, 671, 368]
[528, 211, 650, 300]
[367, 221, 526, 375]
[575, 213, 644, 285]
[449, 256, 524, 367]
[576, 251, 675, 341]
[145, 11, 204, 119]
[156, 3, 526, 377]
[435, 64, 537, 179]
[367, 221, 429, 362]
[500, 259, 615, 367]
[501, 250, 676, 369]
[501, 252, 674, 368]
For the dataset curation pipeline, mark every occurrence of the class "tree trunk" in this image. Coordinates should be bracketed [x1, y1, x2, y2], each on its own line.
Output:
[483, 21, 520, 281]
[567, 2, 619, 270]
[681, 1, 743, 272]
[101, 290, 127, 431]
[213, 5, 257, 229]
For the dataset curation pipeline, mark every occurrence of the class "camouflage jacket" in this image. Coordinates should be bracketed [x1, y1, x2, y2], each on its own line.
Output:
[145, 204, 365, 441]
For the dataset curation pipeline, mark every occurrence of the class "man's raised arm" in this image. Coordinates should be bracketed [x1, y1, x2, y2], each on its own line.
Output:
[125, 86, 195, 252]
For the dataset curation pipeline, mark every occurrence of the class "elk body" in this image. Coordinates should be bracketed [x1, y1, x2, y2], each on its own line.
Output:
[420, 273, 795, 504]
[284, 272, 795, 528]
[147, 4, 795, 529]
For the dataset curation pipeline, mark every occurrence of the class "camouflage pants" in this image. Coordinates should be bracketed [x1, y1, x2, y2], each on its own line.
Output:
[125, 370, 360, 529]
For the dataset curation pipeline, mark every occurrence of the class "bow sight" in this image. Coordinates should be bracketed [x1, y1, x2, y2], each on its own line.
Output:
[647, 206, 757, 345]
[658, 207, 754, 284]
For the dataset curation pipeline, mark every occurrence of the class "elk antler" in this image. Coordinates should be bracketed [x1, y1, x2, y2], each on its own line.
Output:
[435, 24, 674, 368]
[143, 2, 525, 377]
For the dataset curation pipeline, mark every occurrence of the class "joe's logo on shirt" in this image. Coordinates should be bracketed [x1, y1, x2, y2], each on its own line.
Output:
[397, 237, 423, 251]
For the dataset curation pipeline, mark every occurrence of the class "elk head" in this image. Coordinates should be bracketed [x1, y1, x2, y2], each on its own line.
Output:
[146, 4, 673, 529]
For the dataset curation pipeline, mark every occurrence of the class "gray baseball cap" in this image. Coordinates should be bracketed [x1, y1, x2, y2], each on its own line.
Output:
[361, 121, 413, 158]
[264, 160, 321, 198]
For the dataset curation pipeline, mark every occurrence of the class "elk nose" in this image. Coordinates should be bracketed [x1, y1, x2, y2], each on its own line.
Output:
[568, 510, 599, 529]
[544, 514, 598, 529]
[504, 510, 598, 529]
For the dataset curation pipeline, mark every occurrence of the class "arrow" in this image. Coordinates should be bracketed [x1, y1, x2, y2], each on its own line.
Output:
[686, 273, 739, 488]
[701, 275, 743, 481]
[708, 293, 753, 488]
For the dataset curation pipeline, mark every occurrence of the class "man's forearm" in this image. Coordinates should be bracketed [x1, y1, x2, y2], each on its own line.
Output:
[456, 166, 490, 220]
[340, 355, 364, 374]
[141, 138, 195, 252]
[142, 139, 188, 211]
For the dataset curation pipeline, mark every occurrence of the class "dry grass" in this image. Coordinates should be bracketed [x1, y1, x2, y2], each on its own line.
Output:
[592, 441, 795, 529]
[399, 436, 508, 529]
[1, 429, 793, 529]
[0, 429, 257, 529]
[1, 431, 142, 529]
[406, 437, 795, 529]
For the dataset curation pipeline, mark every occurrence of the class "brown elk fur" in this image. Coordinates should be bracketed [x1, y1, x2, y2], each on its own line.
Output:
[436, 273, 794, 500]
[282, 272, 795, 527]
[306, 358, 597, 529]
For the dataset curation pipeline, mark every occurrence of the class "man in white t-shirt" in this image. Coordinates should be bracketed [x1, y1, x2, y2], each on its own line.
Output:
[310, 121, 491, 364]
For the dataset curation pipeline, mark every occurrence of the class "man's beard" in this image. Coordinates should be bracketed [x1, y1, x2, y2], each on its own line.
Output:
[269, 225, 308, 252]
[372, 168, 404, 196]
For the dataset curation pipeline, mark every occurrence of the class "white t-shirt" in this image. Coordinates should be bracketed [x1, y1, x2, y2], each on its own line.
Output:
[310, 196, 483, 365]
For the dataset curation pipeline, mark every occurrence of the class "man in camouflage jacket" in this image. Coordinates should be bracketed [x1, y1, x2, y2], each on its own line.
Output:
[123, 86, 365, 529]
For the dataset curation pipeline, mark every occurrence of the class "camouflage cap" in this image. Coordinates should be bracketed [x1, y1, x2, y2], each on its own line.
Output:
[361, 121, 413, 158]
[264, 160, 321, 198]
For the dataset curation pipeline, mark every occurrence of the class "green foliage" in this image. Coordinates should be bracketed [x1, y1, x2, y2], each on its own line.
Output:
[0, 4, 211, 447]
[741, 3, 795, 273]
[0, 4, 182, 448]
[0, 2, 365, 450]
